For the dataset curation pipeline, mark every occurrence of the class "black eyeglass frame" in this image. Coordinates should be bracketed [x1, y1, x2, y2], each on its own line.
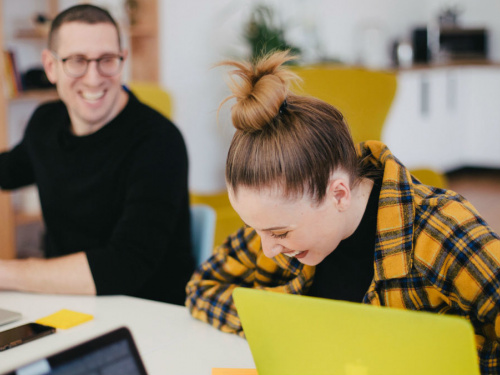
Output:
[50, 51, 125, 78]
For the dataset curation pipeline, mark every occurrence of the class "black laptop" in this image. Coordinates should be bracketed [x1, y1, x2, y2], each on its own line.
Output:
[3, 327, 148, 375]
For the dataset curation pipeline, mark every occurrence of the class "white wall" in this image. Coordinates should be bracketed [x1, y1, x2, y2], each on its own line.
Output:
[160, 0, 240, 194]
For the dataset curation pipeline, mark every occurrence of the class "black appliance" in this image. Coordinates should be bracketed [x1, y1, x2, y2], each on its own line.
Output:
[412, 27, 431, 63]
[439, 27, 488, 59]
[412, 26, 488, 63]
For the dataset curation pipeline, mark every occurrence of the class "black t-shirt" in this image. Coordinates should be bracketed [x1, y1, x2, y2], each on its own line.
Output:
[0, 92, 194, 304]
[308, 178, 382, 302]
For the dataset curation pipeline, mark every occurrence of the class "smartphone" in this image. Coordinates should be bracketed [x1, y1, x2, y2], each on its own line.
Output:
[0, 323, 56, 352]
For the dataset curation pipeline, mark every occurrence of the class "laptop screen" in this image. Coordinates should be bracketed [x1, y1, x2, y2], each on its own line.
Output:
[5, 327, 148, 375]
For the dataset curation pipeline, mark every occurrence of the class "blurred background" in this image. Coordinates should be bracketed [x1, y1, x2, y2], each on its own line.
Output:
[1, 0, 499, 257]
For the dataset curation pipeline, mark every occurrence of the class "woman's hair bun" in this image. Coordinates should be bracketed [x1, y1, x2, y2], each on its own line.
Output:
[218, 50, 299, 132]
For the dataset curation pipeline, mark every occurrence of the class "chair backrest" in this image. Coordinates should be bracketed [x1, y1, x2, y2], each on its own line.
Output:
[291, 66, 397, 143]
[128, 82, 173, 119]
[190, 204, 216, 267]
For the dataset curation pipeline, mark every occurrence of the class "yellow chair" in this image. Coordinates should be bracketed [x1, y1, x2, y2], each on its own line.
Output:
[411, 168, 448, 189]
[291, 65, 447, 189]
[128, 82, 173, 119]
[291, 65, 397, 144]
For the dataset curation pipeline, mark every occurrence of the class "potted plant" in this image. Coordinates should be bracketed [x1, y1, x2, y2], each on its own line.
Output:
[243, 4, 301, 62]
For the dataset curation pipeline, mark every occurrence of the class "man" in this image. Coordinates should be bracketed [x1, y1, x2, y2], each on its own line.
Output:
[0, 4, 194, 304]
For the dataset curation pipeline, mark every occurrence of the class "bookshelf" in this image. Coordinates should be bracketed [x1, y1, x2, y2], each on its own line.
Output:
[0, 0, 159, 259]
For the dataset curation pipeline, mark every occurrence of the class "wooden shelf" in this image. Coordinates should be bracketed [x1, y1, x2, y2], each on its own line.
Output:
[0, 2, 16, 259]
[15, 28, 49, 40]
[8, 88, 59, 102]
[15, 211, 42, 226]
[129, 0, 158, 82]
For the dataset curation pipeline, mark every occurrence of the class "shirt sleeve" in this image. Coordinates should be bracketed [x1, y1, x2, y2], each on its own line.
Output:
[419, 198, 500, 374]
[0, 137, 35, 190]
[451, 227, 500, 374]
[85, 125, 191, 297]
[186, 227, 314, 336]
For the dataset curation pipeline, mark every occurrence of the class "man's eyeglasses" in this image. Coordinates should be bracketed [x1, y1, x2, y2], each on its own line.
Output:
[51, 52, 124, 78]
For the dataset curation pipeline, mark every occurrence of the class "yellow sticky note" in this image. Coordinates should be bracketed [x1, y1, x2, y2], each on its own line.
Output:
[36, 309, 93, 329]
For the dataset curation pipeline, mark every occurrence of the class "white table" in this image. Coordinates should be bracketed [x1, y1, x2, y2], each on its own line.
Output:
[0, 292, 255, 374]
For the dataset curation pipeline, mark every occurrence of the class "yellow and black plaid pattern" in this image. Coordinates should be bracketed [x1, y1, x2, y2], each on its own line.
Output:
[186, 141, 500, 374]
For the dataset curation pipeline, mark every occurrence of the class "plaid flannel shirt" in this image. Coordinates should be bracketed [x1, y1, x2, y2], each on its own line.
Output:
[186, 141, 500, 374]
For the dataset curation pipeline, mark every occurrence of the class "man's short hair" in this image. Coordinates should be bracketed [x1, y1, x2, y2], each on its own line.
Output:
[48, 4, 121, 51]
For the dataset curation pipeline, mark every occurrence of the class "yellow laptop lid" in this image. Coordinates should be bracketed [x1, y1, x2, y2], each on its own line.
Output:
[233, 288, 479, 375]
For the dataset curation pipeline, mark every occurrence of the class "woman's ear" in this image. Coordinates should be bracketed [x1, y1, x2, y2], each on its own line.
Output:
[326, 177, 351, 211]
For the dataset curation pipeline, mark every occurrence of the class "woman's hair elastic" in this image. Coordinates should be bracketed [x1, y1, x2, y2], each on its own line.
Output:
[279, 99, 288, 115]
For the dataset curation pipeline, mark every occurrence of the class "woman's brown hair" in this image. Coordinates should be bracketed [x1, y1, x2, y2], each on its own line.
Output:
[220, 50, 361, 203]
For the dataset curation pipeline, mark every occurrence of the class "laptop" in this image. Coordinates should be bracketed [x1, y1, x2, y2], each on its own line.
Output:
[3, 327, 148, 375]
[232, 288, 480, 375]
[0, 309, 21, 327]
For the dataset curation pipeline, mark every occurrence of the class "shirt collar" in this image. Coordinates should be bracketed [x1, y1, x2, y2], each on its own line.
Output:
[357, 141, 415, 281]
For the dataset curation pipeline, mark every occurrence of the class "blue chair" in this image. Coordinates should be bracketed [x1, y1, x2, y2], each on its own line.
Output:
[190, 204, 216, 267]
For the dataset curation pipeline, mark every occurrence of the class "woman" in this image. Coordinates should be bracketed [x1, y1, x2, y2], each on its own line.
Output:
[186, 51, 500, 374]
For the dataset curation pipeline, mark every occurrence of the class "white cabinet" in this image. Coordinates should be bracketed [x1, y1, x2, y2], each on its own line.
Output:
[459, 68, 500, 168]
[382, 65, 500, 172]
